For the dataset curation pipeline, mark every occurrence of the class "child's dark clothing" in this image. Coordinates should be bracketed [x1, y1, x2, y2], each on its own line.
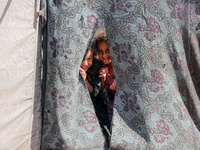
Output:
[102, 63, 116, 123]
[105, 73, 115, 102]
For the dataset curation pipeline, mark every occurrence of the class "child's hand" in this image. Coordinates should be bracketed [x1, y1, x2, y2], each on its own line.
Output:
[99, 67, 108, 81]
[110, 80, 116, 91]
[80, 68, 87, 80]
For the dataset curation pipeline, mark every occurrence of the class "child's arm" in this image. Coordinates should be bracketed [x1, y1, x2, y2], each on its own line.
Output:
[99, 67, 108, 91]
[85, 79, 93, 93]
[100, 77, 106, 91]
[80, 68, 93, 93]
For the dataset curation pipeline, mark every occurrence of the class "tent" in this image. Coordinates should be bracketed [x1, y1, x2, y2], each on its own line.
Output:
[0, 0, 41, 149]
[1, 0, 200, 149]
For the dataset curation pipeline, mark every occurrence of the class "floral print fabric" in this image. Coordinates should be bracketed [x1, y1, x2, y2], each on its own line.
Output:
[41, 0, 105, 149]
[41, 0, 200, 149]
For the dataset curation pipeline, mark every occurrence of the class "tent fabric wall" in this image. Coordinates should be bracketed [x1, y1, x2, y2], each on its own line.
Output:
[103, 1, 200, 149]
[40, 0, 106, 149]
[41, 0, 200, 149]
[0, 0, 41, 149]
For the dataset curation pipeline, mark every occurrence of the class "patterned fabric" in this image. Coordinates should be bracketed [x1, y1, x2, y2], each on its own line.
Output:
[41, 0, 200, 149]
[41, 0, 105, 149]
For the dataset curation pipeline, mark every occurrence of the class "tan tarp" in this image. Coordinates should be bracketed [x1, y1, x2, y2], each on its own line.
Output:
[0, 0, 41, 149]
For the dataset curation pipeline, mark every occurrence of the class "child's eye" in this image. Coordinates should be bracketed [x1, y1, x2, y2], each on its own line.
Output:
[106, 49, 109, 53]
[98, 51, 103, 54]
[87, 57, 93, 61]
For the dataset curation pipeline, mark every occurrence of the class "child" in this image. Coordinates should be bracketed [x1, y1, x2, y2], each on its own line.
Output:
[80, 45, 111, 146]
[94, 30, 116, 124]
[80, 47, 99, 97]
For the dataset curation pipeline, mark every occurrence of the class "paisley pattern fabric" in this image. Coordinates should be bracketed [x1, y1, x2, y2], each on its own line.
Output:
[41, 0, 200, 149]
[41, 1, 105, 149]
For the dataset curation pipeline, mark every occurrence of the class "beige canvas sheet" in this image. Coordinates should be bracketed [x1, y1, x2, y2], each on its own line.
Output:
[0, 0, 41, 149]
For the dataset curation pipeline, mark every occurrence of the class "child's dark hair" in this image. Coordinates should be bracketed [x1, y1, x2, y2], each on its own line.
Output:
[94, 29, 107, 49]
[86, 29, 107, 82]
[86, 42, 99, 82]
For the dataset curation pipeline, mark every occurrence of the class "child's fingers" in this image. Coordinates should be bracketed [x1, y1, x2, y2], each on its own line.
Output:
[80, 68, 87, 80]
[100, 67, 107, 71]
[113, 80, 116, 86]
[80, 68, 86, 75]
[80, 68, 85, 72]
[99, 70, 106, 75]
[99, 71, 106, 77]
[99, 70, 106, 74]
[110, 84, 116, 91]
[99, 71, 104, 75]
[110, 84, 114, 90]
[110, 80, 117, 90]
[99, 68, 103, 72]
[99, 74, 106, 78]
[99, 75, 105, 78]
[99, 68, 108, 74]
[99, 67, 108, 78]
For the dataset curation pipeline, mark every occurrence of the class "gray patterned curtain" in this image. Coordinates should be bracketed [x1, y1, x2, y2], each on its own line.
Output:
[41, 0, 200, 149]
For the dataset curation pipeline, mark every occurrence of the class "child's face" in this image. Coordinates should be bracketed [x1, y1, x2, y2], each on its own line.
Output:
[97, 41, 111, 64]
[81, 50, 93, 71]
